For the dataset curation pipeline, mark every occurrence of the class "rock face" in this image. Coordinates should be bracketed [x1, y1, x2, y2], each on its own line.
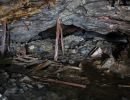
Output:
[0, 0, 10, 3]
[3, 0, 129, 42]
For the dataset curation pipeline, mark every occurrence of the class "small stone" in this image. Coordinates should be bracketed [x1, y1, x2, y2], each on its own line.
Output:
[19, 89, 24, 94]
[17, 74, 22, 77]
[27, 84, 33, 89]
[65, 45, 69, 49]
[20, 76, 32, 82]
[128, 7, 130, 10]
[11, 73, 17, 78]
[64, 35, 84, 49]
[102, 57, 115, 69]
[78, 47, 88, 55]
[69, 60, 75, 65]
[28, 45, 35, 53]
[107, 6, 115, 10]
[0, 93, 2, 98]
[37, 84, 44, 89]
[29, 45, 35, 50]
[71, 49, 76, 54]
[3, 72, 9, 79]
[2, 97, 7, 100]
[9, 79, 16, 83]
[121, 75, 125, 79]
[12, 83, 17, 87]
[22, 85, 28, 91]
[61, 59, 67, 64]
[4, 87, 18, 96]
[20, 83, 30, 91]
[91, 47, 102, 58]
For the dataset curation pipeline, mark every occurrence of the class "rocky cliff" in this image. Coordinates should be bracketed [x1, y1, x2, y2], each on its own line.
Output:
[0, 0, 130, 42]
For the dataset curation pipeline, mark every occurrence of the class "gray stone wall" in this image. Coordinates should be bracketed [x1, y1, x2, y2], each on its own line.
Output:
[5, 0, 130, 42]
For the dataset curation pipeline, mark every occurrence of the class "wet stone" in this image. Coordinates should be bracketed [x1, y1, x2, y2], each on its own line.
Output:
[16, 74, 23, 78]
[37, 84, 44, 89]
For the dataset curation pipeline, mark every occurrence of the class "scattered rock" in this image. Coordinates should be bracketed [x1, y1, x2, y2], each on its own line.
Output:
[4, 87, 18, 96]
[102, 57, 115, 69]
[20, 76, 32, 82]
[21, 85, 28, 91]
[64, 35, 84, 49]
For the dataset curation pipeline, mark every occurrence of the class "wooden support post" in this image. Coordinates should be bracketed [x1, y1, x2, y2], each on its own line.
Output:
[0, 20, 10, 56]
[60, 20, 64, 55]
[54, 17, 64, 61]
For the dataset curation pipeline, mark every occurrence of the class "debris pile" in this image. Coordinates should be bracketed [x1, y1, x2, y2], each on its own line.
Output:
[0, 25, 130, 99]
